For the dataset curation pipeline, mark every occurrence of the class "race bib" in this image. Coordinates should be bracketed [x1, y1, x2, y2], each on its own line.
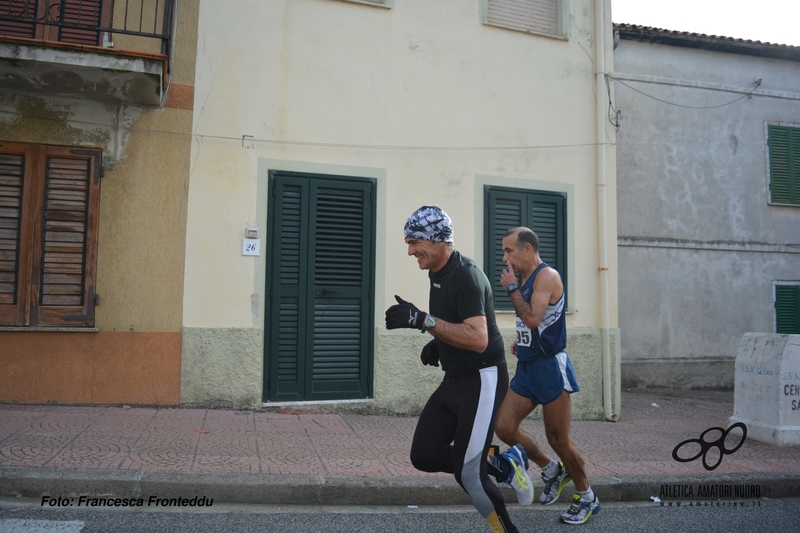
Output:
[515, 317, 532, 347]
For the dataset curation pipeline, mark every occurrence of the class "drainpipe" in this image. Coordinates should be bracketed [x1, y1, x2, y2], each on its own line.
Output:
[158, 0, 179, 109]
[595, 0, 618, 422]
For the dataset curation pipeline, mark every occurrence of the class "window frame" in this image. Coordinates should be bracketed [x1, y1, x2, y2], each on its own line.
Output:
[483, 185, 567, 312]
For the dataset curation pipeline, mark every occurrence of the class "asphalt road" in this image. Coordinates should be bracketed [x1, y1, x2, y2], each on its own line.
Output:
[2, 498, 798, 532]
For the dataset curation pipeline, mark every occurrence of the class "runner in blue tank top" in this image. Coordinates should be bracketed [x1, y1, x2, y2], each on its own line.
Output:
[490, 227, 601, 525]
[513, 261, 567, 362]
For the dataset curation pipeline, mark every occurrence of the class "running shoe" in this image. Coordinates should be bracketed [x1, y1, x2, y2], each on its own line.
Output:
[500, 445, 533, 506]
[560, 493, 601, 525]
[539, 461, 571, 505]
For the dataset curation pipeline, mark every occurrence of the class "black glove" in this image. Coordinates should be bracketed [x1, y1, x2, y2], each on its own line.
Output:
[385, 295, 426, 330]
[420, 339, 440, 367]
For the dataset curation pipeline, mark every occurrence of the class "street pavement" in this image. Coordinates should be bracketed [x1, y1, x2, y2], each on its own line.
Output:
[1, 388, 799, 507]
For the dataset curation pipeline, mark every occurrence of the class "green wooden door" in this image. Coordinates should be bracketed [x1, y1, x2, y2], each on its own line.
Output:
[265, 171, 375, 402]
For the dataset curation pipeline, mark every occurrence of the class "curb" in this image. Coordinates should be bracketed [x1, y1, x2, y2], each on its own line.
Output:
[3, 467, 800, 506]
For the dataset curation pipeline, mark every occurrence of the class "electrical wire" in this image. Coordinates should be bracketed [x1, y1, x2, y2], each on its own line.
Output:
[604, 73, 620, 130]
[607, 74, 762, 110]
[0, 108, 615, 152]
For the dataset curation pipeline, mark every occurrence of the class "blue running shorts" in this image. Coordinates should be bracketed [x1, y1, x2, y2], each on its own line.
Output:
[510, 352, 580, 406]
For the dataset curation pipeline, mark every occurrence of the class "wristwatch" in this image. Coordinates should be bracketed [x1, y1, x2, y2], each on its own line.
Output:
[421, 314, 436, 333]
[507, 284, 519, 293]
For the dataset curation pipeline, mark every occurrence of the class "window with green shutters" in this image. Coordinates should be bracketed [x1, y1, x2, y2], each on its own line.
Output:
[484, 186, 567, 311]
[775, 284, 800, 334]
[768, 125, 800, 205]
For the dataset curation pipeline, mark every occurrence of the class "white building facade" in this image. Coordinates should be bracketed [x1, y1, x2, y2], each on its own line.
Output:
[181, 0, 620, 418]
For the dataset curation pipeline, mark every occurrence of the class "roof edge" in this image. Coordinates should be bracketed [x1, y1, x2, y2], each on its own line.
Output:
[613, 23, 800, 63]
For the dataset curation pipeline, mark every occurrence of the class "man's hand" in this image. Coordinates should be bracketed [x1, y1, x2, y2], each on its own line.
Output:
[420, 339, 440, 367]
[385, 295, 426, 330]
[501, 261, 517, 290]
[510, 340, 518, 357]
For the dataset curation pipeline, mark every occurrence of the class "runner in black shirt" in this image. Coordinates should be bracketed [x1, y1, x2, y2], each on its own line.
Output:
[385, 206, 528, 533]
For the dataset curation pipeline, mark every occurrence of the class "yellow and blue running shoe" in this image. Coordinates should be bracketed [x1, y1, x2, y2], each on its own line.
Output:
[539, 461, 571, 505]
[560, 493, 601, 525]
[500, 445, 533, 507]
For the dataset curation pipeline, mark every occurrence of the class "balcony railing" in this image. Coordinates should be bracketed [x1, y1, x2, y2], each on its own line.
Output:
[0, 0, 178, 106]
[0, 0, 175, 56]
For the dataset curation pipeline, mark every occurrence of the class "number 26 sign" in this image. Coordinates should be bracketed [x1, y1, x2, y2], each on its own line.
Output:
[242, 238, 260, 256]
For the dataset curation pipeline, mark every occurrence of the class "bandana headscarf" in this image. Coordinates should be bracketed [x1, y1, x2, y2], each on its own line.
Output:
[404, 205, 454, 243]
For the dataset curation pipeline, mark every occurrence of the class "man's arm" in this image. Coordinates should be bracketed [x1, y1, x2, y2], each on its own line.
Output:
[510, 267, 563, 329]
[427, 315, 488, 353]
[385, 295, 488, 352]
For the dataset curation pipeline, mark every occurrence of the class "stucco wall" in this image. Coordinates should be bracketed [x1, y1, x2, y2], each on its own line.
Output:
[180, 327, 263, 409]
[614, 39, 800, 388]
[0, 332, 181, 405]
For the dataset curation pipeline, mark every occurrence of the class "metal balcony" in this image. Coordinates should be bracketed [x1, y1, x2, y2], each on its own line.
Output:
[0, 0, 177, 107]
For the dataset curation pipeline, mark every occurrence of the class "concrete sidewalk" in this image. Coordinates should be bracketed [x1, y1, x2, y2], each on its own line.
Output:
[2, 389, 799, 506]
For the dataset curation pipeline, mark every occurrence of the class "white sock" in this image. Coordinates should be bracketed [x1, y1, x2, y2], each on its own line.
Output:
[578, 487, 595, 502]
[542, 459, 560, 478]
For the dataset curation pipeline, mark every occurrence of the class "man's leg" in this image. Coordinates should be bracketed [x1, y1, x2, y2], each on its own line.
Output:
[410, 381, 457, 474]
[541, 390, 588, 492]
[494, 389, 550, 468]
[451, 367, 519, 533]
[543, 391, 602, 524]
[493, 386, 571, 505]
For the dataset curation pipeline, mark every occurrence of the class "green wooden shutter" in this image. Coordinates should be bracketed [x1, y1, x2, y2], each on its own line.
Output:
[485, 186, 567, 311]
[267, 177, 308, 401]
[266, 172, 375, 402]
[776, 285, 800, 334]
[486, 190, 524, 311]
[768, 125, 799, 205]
[530, 195, 561, 273]
[307, 183, 373, 399]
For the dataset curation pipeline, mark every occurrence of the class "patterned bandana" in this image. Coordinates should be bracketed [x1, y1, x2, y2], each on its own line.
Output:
[404, 205, 454, 243]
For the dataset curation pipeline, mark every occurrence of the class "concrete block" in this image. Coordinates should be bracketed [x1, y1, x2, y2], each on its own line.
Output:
[728, 334, 800, 446]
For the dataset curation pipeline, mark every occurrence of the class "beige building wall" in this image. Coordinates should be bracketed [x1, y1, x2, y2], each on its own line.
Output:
[183, 0, 619, 417]
[0, 1, 200, 406]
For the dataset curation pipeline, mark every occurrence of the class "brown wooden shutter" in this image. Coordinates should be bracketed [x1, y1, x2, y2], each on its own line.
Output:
[30, 145, 100, 327]
[0, 0, 38, 39]
[57, 0, 104, 45]
[0, 142, 36, 326]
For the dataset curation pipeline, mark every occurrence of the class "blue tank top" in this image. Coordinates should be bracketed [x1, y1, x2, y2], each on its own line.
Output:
[514, 263, 567, 362]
